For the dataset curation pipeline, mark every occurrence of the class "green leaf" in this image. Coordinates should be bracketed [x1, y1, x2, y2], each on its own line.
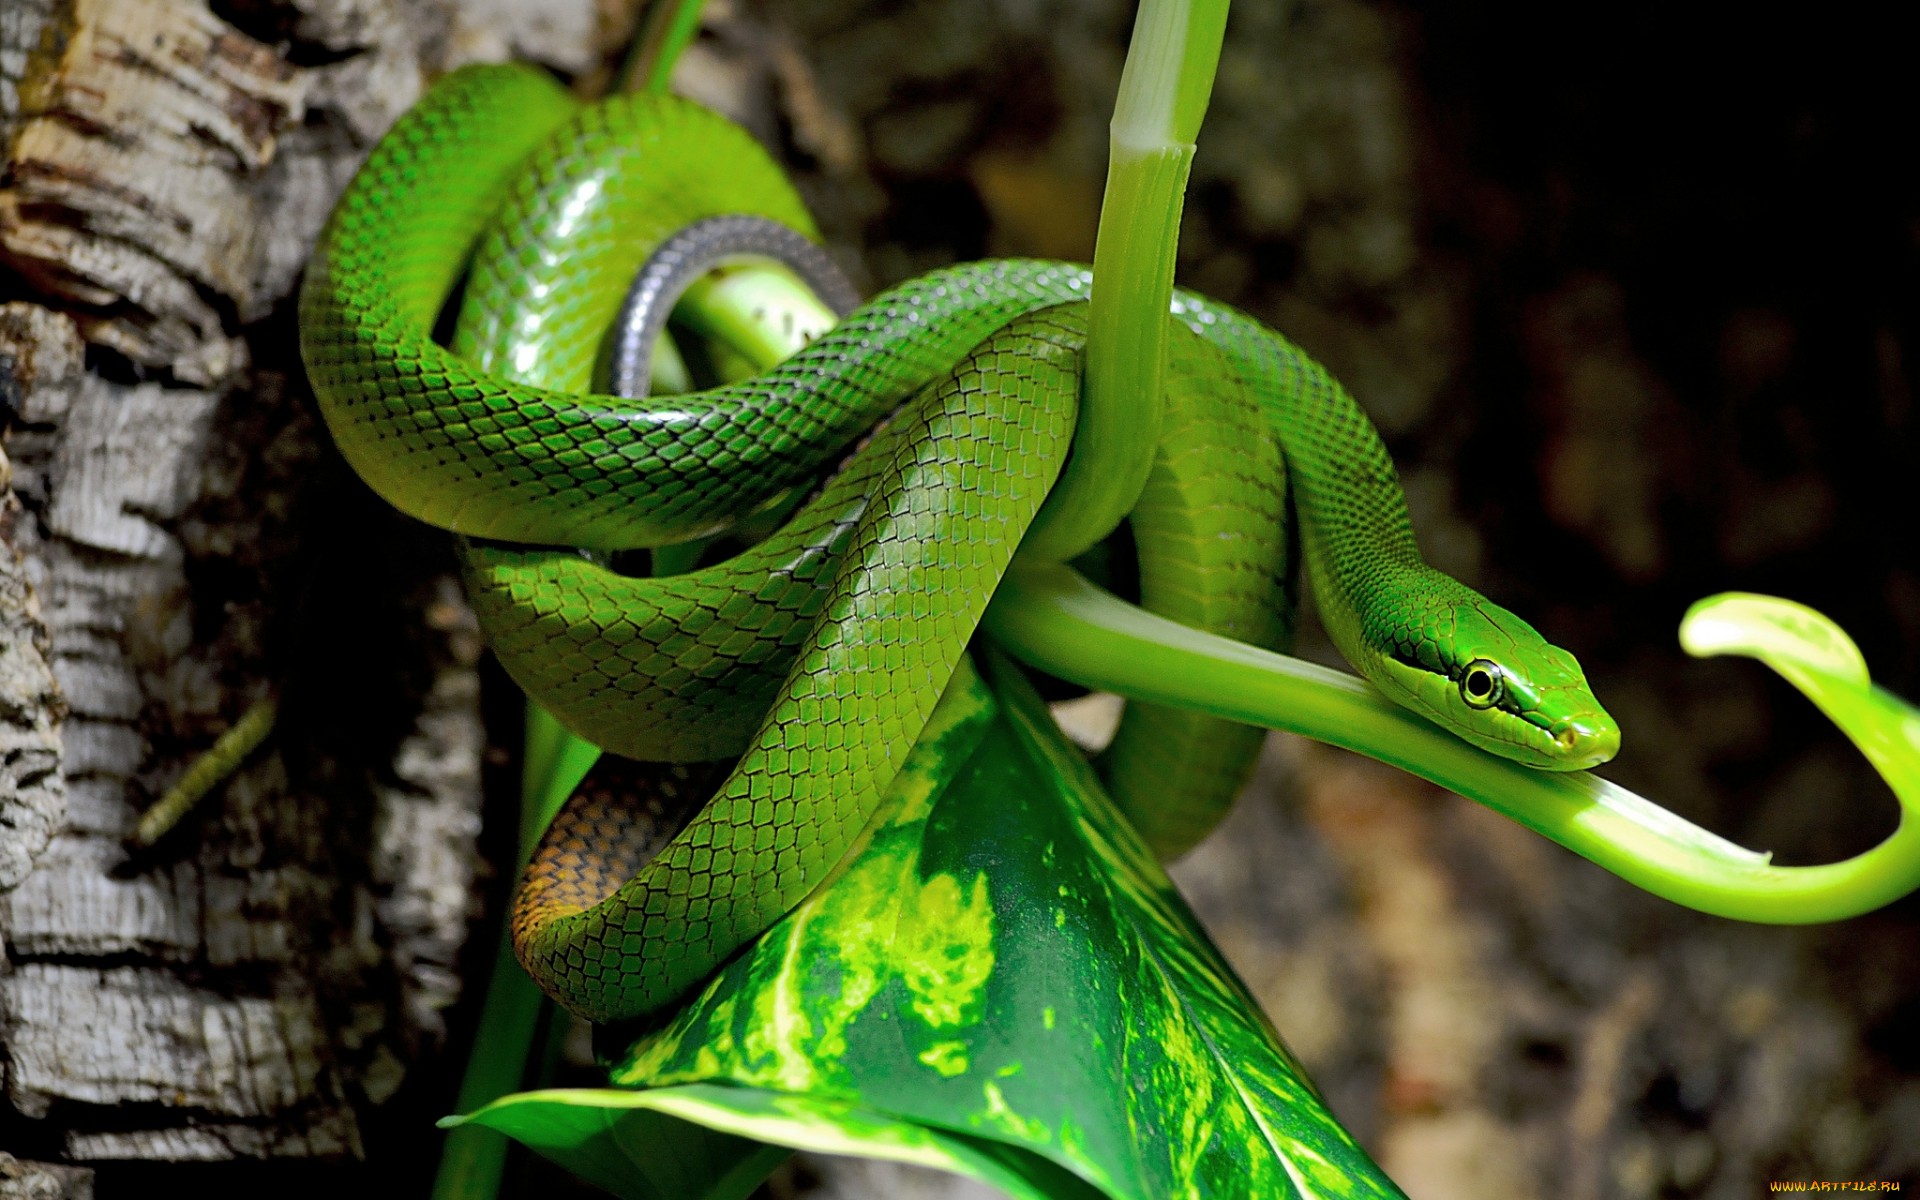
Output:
[457, 1085, 1100, 1200]
[449, 1085, 786, 1200]
[521, 702, 602, 862]
[462, 656, 1405, 1199]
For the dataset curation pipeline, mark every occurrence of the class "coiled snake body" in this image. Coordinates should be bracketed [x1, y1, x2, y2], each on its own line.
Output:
[302, 64, 1617, 1024]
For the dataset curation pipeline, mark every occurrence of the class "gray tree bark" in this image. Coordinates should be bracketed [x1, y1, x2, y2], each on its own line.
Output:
[0, 0, 605, 1178]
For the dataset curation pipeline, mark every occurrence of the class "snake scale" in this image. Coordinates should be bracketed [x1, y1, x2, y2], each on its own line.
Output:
[301, 63, 1618, 1024]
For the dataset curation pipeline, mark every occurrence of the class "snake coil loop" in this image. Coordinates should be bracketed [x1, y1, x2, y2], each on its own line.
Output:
[306, 63, 1618, 1022]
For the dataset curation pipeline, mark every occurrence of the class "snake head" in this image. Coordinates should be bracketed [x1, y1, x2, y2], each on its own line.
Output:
[1369, 593, 1621, 771]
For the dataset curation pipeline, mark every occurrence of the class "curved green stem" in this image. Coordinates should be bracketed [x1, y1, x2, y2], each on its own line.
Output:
[1019, 0, 1230, 562]
[986, 565, 1920, 923]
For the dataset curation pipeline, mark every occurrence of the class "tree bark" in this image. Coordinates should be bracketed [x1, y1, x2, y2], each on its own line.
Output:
[0, 0, 605, 1174]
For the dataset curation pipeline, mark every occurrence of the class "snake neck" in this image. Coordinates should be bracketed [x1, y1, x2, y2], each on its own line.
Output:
[1171, 293, 1616, 768]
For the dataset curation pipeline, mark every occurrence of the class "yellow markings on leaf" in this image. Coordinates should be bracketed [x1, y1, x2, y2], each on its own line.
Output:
[979, 1080, 1051, 1144]
[1265, 1131, 1374, 1200]
[901, 871, 996, 1031]
[1140, 960, 1216, 1188]
[624, 991, 737, 1084]
[626, 668, 1002, 1095]
[744, 898, 825, 1092]
[918, 1041, 970, 1078]
[1301, 1144, 1363, 1196]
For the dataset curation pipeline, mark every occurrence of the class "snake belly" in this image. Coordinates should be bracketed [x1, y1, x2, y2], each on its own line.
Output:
[304, 63, 1611, 1023]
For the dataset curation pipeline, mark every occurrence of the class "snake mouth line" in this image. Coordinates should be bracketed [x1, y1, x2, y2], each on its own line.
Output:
[1519, 709, 1620, 770]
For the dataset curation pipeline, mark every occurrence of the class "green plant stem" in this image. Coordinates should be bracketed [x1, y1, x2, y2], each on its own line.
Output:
[678, 265, 840, 367]
[985, 564, 1920, 923]
[1020, 0, 1230, 562]
[614, 0, 709, 95]
[433, 940, 548, 1200]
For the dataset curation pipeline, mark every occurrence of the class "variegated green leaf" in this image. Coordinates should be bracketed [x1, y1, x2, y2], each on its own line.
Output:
[459, 654, 1406, 1199]
[459, 1084, 1102, 1200]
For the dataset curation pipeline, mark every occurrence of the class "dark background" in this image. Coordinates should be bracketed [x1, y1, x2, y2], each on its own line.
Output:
[667, 0, 1919, 1194]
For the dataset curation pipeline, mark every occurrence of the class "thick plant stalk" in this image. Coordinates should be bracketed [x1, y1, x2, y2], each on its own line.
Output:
[614, 0, 709, 95]
[1020, 0, 1230, 562]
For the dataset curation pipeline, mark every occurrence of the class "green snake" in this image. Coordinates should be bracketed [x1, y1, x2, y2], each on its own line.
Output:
[301, 63, 1619, 1025]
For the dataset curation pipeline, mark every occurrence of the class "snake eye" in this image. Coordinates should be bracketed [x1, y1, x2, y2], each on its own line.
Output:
[1460, 659, 1503, 709]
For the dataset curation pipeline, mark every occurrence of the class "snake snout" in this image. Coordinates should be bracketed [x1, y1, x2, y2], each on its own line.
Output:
[1549, 714, 1621, 770]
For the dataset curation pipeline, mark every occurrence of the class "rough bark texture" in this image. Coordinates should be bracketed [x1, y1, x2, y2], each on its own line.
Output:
[3, 0, 1916, 1196]
[0, 0, 607, 1177]
[0, 307, 67, 896]
[0, 1151, 90, 1200]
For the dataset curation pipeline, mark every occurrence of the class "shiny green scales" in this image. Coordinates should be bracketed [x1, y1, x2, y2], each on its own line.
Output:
[301, 62, 1617, 1025]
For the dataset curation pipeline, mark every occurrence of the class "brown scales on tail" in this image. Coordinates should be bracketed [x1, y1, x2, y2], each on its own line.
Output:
[510, 757, 728, 965]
